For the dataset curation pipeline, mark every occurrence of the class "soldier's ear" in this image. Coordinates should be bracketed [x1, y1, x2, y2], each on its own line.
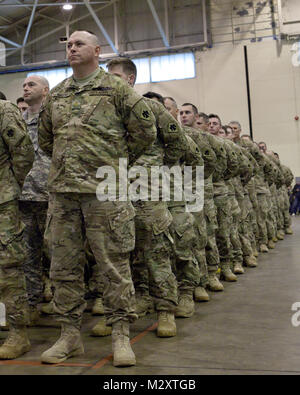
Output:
[95, 45, 101, 58]
[128, 74, 135, 87]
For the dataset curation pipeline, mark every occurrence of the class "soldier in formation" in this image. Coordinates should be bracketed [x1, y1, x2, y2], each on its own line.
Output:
[0, 31, 295, 368]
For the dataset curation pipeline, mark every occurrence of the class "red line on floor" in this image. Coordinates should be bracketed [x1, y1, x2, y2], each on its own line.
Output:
[0, 322, 158, 369]
[0, 360, 93, 367]
[91, 321, 158, 369]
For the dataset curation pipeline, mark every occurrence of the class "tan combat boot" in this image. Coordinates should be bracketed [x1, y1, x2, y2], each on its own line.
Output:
[194, 286, 210, 302]
[260, 244, 269, 253]
[244, 255, 257, 268]
[157, 311, 177, 337]
[285, 227, 293, 235]
[112, 321, 136, 367]
[220, 263, 237, 282]
[41, 324, 84, 364]
[91, 317, 112, 337]
[0, 326, 31, 359]
[175, 293, 195, 318]
[272, 236, 278, 242]
[208, 273, 224, 291]
[135, 294, 154, 317]
[43, 276, 53, 303]
[91, 297, 105, 316]
[268, 239, 275, 249]
[276, 231, 284, 240]
[233, 262, 245, 274]
[252, 245, 259, 257]
[41, 300, 55, 315]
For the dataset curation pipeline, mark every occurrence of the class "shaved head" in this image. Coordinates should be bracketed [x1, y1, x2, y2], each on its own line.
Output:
[67, 30, 101, 78]
[70, 30, 100, 46]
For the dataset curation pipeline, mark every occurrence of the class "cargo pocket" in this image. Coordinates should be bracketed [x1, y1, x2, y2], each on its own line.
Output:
[108, 204, 136, 253]
[0, 225, 25, 268]
[152, 208, 173, 236]
[172, 213, 196, 260]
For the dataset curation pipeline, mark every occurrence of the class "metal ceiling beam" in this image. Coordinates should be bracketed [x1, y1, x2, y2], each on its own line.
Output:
[5, 0, 119, 59]
[113, 1, 119, 51]
[0, 0, 65, 34]
[147, 0, 170, 48]
[0, 35, 22, 48]
[83, 0, 119, 54]
[0, 1, 111, 6]
[14, 0, 65, 25]
[21, 0, 39, 64]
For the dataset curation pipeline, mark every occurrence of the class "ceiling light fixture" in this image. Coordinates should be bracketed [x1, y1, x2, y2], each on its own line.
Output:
[62, 1, 73, 11]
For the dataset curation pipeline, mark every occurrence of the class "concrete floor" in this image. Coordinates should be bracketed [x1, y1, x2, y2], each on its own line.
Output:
[1, 217, 300, 376]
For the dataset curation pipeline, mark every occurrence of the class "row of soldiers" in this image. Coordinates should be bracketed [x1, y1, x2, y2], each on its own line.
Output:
[0, 30, 294, 368]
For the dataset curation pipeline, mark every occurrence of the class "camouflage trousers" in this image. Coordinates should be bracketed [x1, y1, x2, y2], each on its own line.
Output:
[203, 198, 219, 274]
[49, 193, 137, 329]
[169, 205, 201, 293]
[191, 209, 208, 288]
[250, 205, 259, 245]
[84, 239, 104, 298]
[228, 196, 243, 266]
[213, 194, 233, 265]
[256, 194, 270, 245]
[282, 187, 292, 230]
[19, 200, 49, 307]
[277, 188, 286, 232]
[244, 194, 256, 248]
[0, 200, 29, 327]
[131, 201, 178, 311]
[266, 195, 276, 240]
[237, 196, 253, 258]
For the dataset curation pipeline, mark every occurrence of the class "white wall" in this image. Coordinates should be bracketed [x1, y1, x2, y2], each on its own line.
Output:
[1, 40, 300, 178]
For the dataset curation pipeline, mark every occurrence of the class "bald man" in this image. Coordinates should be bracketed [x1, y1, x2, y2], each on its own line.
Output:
[19, 75, 52, 325]
[38, 30, 157, 367]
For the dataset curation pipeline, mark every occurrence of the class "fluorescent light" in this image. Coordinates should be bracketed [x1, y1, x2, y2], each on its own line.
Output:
[63, 3, 73, 10]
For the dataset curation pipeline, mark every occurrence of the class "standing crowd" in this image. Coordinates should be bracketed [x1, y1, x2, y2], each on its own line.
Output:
[0, 30, 294, 368]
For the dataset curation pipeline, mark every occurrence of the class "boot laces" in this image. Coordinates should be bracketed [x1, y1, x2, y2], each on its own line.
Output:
[4, 331, 21, 346]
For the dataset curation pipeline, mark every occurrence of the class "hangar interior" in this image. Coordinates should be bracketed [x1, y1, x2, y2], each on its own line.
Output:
[0, 0, 300, 376]
[1, 0, 300, 176]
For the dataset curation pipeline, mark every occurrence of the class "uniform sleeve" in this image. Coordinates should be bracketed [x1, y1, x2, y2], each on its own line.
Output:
[38, 93, 54, 157]
[204, 133, 227, 182]
[183, 134, 204, 167]
[0, 102, 34, 188]
[223, 140, 239, 180]
[185, 127, 216, 178]
[116, 84, 157, 165]
[236, 146, 253, 186]
[152, 101, 188, 165]
[286, 166, 294, 187]
[262, 155, 276, 186]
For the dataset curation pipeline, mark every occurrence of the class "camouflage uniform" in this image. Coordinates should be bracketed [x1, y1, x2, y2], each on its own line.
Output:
[184, 127, 217, 286]
[281, 164, 294, 232]
[19, 110, 51, 308]
[130, 98, 189, 312]
[38, 67, 156, 329]
[227, 144, 252, 271]
[254, 153, 275, 247]
[235, 138, 261, 260]
[271, 156, 286, 236]
[170, 130, 205, 293]
[0, 100, 34, 327]
[213, 137, 239, 272]
[198, 131, 224, 277]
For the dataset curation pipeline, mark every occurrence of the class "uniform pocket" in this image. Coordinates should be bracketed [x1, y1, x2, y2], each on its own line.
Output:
[108, 204, 136, 253]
